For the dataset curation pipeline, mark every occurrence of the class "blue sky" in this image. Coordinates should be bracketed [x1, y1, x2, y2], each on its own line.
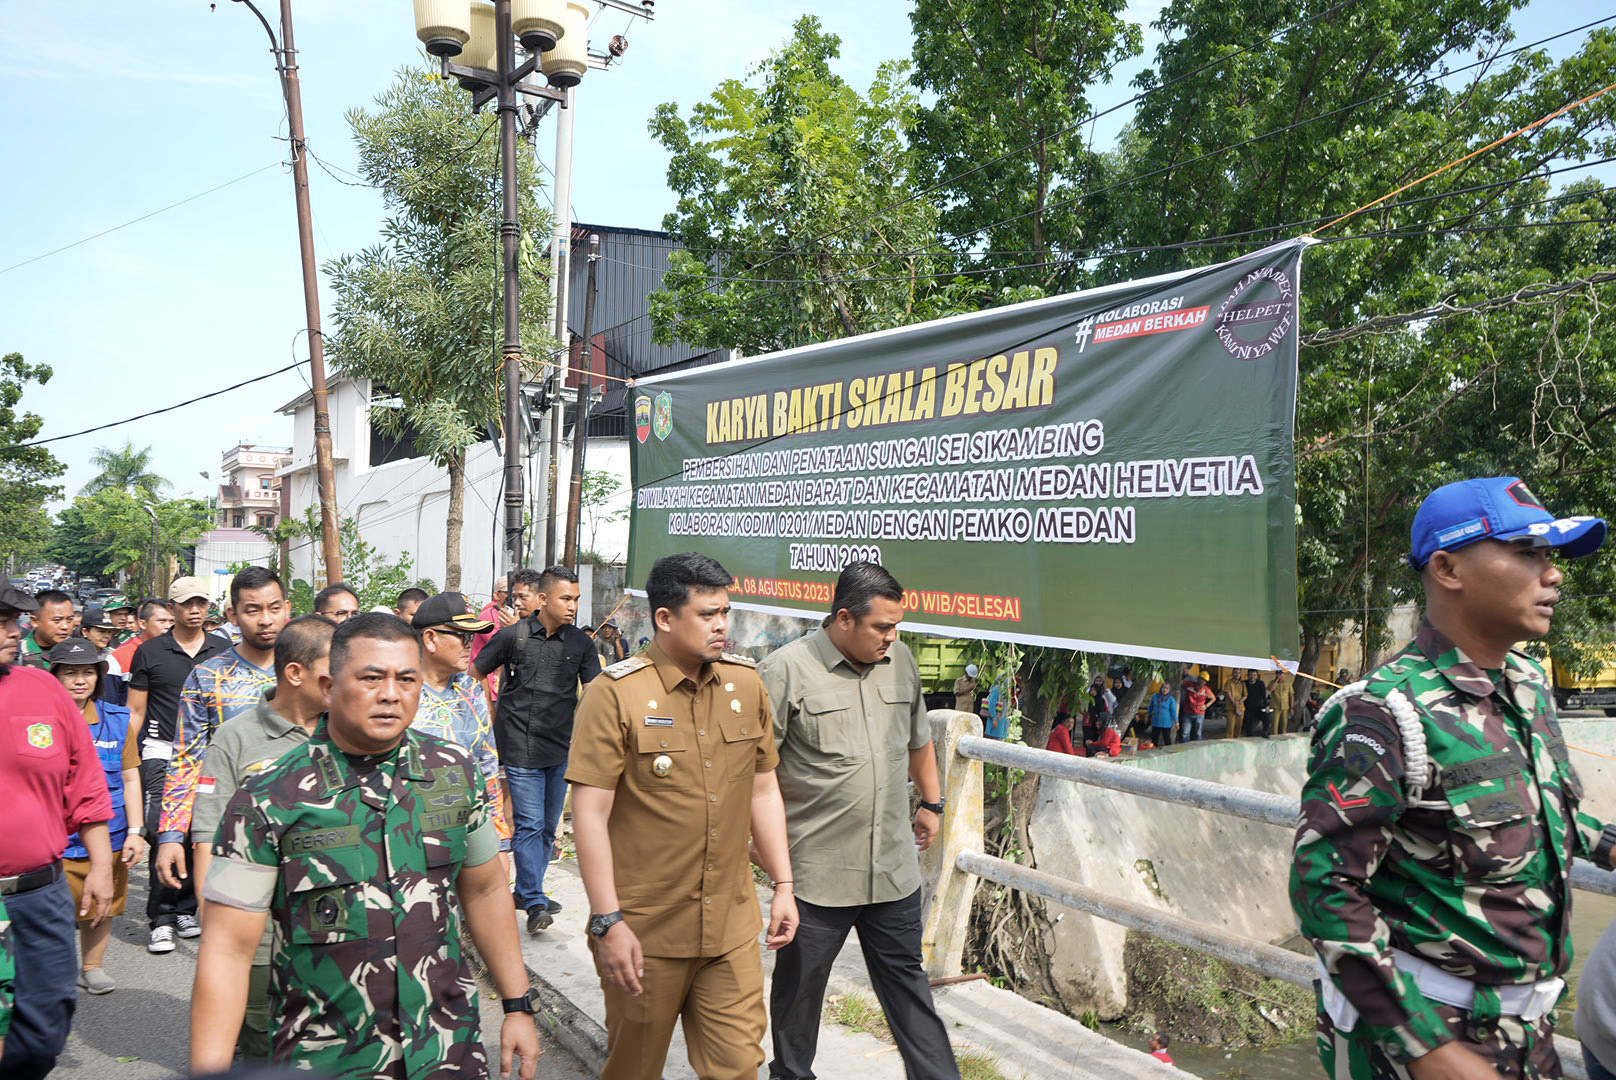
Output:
[0, 0, 1605, 507]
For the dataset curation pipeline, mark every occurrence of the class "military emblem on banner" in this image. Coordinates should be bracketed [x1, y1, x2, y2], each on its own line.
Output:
[27, 722, 53, 749]
[634, 395, 653, 444]
[653, 391, 673, 440]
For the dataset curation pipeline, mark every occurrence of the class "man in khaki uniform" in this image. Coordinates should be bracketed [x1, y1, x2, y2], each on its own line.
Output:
[952, 664, 977, 714]
[758, 563, 958, 1080]
[568, 552, 798, 1080]
[1223, 668, 1247, 739]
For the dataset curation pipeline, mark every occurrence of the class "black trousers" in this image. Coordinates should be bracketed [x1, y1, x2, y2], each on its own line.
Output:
[769, 888, 959, 1080]
[140, 758, 195, 927]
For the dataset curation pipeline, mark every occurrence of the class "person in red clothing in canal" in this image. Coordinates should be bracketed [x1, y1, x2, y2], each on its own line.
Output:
[1045, 712, 1077, 755]
[0, 583, 115, 1078]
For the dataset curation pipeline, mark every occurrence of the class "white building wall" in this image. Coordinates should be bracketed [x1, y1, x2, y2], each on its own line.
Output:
[281, 378, 632, 609]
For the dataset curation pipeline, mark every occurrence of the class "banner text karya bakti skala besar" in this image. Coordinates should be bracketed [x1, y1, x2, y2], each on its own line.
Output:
[628, 240, 1304, 668]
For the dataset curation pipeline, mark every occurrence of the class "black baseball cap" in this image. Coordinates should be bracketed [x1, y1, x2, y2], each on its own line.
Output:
[47, 637, 104, 667]
[0, 584, 38, 613]
[412, 592, 495, 633]
[82, 605, 116, 631]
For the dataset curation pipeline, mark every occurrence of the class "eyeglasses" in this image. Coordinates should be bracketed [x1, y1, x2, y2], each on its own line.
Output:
[434, 628, 476, 646]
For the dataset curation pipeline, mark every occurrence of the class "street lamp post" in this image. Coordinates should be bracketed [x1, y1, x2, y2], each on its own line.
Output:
[415, 0, 651, 574]
[225, 0, 344, 585]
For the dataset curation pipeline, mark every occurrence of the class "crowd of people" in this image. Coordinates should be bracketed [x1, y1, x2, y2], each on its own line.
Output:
[0, 556, 962, 1080]
[2, 471, 1614, 1080]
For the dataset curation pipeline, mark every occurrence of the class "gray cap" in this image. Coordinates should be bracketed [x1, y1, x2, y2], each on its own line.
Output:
[82, 605, 116, 631]
[0, 584, 39, 613]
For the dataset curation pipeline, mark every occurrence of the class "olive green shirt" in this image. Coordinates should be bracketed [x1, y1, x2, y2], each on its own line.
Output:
[758, 629, 931, 907]
[193, 691, 312, 966]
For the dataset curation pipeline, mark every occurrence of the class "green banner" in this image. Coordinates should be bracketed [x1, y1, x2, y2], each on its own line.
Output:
[628, 240, 1307, 667]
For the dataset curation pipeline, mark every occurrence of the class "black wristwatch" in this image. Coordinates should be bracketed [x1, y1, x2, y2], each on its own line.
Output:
[918, 797, 946, 815]
[136, 826, 152, 840]
[501, 988, 537, 1015]
[588, 911, 625, 937]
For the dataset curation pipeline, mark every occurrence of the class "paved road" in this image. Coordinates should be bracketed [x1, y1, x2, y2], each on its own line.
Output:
[51, 868, 590, 1078]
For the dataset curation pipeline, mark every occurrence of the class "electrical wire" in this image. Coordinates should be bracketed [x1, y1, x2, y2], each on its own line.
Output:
[2, 362, 307, 451]
[0, 163, 282, 278]
[595, 183, 1613, 287]
[942, 20, 1616, 247]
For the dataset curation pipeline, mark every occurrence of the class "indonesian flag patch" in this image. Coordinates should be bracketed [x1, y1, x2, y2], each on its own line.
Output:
[197, 776, 217, 794]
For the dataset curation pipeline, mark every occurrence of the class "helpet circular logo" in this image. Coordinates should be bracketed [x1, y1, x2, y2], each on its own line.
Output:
[1215, 266, 1296, 360]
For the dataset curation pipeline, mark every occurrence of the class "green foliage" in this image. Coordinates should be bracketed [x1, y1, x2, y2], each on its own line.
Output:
[0, 352, 65, 569]
[48, 490, 212, 598]
[80, 441, 167, 498]
[649, 16, 968, 354]
[580, 469, 627, 560]
[909, 0, 1142, 291]
[265, 507, 434, 613]
[325, 62, 554, 588]
[1124, 936, 1313, 1049]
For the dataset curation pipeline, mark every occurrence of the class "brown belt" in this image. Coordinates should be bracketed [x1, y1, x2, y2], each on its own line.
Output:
[0, 862, 63, 895]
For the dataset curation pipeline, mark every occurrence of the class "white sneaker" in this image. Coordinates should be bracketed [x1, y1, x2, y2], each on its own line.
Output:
[148, 926, 176, 954]
[175, 914, 202, 938]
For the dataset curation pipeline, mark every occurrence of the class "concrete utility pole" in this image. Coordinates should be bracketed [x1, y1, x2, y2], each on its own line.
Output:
[240, 0, 344, 584]
[494, 0, 527, 575]
[544, 87, 576, 567]
[229, 0, 343, 583]
[563, 233, 599, 565]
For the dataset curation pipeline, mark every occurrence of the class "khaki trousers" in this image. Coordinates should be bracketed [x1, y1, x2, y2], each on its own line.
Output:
[593, 936, 766, 1080]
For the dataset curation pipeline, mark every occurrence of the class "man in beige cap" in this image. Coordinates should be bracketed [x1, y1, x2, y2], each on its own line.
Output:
[126, 576, 228, 951]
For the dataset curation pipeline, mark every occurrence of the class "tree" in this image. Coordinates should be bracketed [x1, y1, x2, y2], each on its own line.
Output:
[0, 352, 65, 570]
[259, 506, 435, 612]
[49, 490, 213, 598]
[325, 63, 553, 590]
[648, 16, 957, 355]
[578, 469, 627, 561]
[80, 440, 168, 498]
[908, 0, 1142, 292]
[1064, 5, 1616, 699]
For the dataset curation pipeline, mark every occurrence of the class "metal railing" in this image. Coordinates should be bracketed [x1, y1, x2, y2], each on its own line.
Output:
[956, 735, 1616, 896]
[943, 730, 1595, 1079]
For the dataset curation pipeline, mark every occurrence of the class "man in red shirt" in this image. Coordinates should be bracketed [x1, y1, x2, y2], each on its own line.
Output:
[1181, 675, 1216, 742]
[0, 584, 115, 1078]
[110, 598, 174, 678]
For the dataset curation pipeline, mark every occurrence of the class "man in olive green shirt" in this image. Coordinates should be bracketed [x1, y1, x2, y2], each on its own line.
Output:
[189, 614, 334, 1059]
[757, 562, 959, 1080]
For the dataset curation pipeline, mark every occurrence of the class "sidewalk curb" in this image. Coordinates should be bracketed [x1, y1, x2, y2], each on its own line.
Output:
[527, 954, 609, 1076]
[465, 924, 609, 1075]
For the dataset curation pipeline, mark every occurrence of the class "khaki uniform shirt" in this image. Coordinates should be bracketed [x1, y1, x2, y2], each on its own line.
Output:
[953, 675, 977, 714]
[758, 630, 931, 908]
[566, 641, 779, 958]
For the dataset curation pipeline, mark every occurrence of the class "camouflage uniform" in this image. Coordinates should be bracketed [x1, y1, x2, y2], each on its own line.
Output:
[203, 723, 500, 1080]
[0, 895, 12, 1043]
[1292, 621, 1616, 1078]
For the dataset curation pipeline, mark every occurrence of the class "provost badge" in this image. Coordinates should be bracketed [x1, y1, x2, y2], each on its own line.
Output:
[652, 754, 674, 778]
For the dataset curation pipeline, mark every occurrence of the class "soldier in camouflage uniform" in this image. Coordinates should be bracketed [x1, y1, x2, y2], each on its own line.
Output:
[0, 895, 12, 1059]
[1292, 477, 1613, 1080]
[189, 612, 542, 1080]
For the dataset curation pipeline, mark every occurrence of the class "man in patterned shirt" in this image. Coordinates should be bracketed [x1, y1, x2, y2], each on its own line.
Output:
[1293, 477, 1613, 1080]
[152, 566, 286, 926]
[410, 593, 508, 850]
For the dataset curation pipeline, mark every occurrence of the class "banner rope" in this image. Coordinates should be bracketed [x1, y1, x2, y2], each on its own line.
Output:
[1306, 81, 1616, 237]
